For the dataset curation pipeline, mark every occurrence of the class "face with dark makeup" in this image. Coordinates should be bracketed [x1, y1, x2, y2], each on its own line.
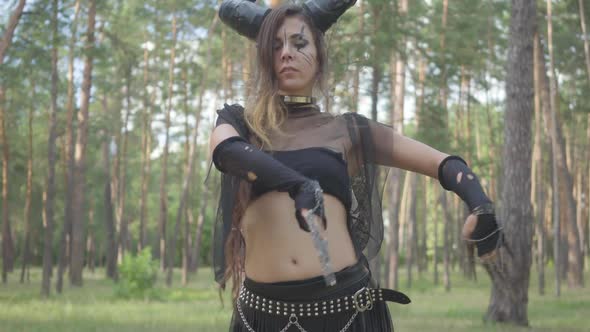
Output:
[273, 16, 318, 96]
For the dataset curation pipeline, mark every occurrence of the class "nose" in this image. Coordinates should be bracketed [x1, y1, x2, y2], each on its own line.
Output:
[280, 43, 294, 62]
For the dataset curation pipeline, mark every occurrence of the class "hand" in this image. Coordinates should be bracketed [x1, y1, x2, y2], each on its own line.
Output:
[292, 180, 327, 232]
[462, 212, 502, 261]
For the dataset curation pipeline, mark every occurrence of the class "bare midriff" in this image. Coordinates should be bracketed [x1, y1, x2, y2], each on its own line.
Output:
[242, 191, 358, 283]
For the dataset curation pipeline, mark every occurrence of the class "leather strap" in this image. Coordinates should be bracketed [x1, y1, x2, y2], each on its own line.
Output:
[380, 288, 411, 305]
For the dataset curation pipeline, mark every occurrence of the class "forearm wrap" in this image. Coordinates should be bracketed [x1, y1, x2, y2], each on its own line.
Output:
[438, 155, 492, 212]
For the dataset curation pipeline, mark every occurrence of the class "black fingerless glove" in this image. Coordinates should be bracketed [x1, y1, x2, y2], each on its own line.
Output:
[213, 136, 325, 232]
[290, 180, 327, 232]
[468, 203, 501, 257]
[439, 156, 502, 257]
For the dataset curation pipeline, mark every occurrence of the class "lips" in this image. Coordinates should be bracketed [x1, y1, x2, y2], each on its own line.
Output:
[280, 66, 298, 73]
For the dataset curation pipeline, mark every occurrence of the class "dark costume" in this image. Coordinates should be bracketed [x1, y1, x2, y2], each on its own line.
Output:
[212, 103, 410, 331]
[210, 1, 501, 331]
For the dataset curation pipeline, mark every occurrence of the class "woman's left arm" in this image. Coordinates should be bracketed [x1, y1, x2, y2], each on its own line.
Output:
[374, 128, 448, 179]
[366, 118, 501, 259]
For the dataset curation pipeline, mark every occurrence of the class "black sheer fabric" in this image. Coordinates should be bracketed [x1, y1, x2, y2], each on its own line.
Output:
[210, 102, 395, 287]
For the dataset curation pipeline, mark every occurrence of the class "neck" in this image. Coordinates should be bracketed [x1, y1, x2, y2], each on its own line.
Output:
[280, 95, 316, 105]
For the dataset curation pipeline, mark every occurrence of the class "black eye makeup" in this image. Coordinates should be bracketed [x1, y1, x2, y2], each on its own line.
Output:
[275, 26, 310, 51]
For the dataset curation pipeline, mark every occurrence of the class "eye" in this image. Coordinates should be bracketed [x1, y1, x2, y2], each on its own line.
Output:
[295, 41, 307, 50]
[293, 36, 308, 50]
[273, 42, 282, 51]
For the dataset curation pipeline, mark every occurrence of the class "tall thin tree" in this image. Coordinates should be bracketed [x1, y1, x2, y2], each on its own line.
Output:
[57, 0, 81, 293]
[41, 0, 58, 296]
[70, 0, 96, 286]
[0, 0, 26, 284]
[159, 13, 177, 270]
[485, 0, 535, 325]
[21, 76, 35, 283]
[546, 0, 584, 287]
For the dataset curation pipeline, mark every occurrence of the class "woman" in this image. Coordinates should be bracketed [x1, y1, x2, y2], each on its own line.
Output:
[210, 1, 502, 331]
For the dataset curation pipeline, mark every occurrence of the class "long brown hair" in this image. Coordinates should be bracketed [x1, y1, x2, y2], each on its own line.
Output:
[222, 4, 330, 301]
[244, 3, 329, 149]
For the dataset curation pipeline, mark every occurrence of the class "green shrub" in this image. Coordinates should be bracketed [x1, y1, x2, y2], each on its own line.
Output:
[114, 248, 161, 300]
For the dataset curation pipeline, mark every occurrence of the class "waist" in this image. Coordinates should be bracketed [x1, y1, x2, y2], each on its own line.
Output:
[243, 260, 368, 302]
[239, 260, 411, 319]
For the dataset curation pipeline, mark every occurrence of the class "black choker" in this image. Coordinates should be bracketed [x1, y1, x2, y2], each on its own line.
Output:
[281, 95, 316, 104]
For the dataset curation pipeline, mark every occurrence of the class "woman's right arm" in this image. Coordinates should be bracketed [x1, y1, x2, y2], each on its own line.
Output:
[209, 122, 326, 231]
[209, 123, 240, 157]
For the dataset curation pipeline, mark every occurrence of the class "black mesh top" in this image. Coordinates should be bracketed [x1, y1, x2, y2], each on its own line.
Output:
[209, 102, 396, 287]
[251, 147, 351, 209]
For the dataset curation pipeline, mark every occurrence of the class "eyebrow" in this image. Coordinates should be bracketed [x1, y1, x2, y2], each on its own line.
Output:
[274, 33, 308, 41]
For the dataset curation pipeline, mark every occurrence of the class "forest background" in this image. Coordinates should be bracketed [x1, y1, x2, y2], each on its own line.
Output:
[0, 0, 589, 331]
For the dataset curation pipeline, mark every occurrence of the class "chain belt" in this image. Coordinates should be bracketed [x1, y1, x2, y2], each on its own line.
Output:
[236, 285, 411, 332]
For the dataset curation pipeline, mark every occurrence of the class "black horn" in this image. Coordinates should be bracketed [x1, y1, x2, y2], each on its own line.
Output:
[218, 0, 271, 41]
[219, 0, 356, 40]
[303, 0, 357, 33]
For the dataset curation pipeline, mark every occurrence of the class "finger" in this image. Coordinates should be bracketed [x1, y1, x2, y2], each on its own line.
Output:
[295, 210, 310, 232]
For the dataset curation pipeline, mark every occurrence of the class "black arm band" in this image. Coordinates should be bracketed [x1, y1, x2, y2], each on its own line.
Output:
[438, 155, 492, 212]
[212, 136, 306, 195]
[437, 155, 468, 190]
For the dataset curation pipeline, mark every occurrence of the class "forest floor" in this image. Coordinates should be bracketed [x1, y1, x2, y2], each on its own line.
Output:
[0, 266, 588, 332]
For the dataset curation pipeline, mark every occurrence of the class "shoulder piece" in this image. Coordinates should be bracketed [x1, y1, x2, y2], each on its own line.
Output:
[216, 103, 250, 139]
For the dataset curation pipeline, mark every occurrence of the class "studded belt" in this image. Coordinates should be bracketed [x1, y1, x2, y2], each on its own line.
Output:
[238, 284, 411, 318]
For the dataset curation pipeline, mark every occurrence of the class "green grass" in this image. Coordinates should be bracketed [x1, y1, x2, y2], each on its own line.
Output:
[0, 266, 589, 332]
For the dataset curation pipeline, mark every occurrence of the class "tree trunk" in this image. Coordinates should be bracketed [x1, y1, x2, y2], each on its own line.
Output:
[159, 14, 177, 271]
[101, 96, 118, 280]
[577, 0, 590, 268]
[70, 0, 96, 286]
[192, 184, 210, 273]
[139, 30, 153, 252]
[21, 78, 34, 284]
[0, 0, 26, 63]
[386, 0, 408, 290]
[0, 0, 27, 282]
[534, 33, 562, 295]
[41, 0, 59, 296]
[351, 0, 364, 111]
[415, 55, 427, 276]
[545, 0, 584, 286]
[433, 180, 439, 285]
[439, 191, 452, 292]
[532, 33, 545, 295]
[484, 0, 535, 325]
[167, 13, 219, 285]
[181, 67, 193, 286]
[368, 5, 383, 282]
[405, 173, 417, 288]
[435, 0, 451, 291]
[576, 166, 584, 267]
[87, 203, 95, 273]
[485, 3, 497, 201]
[57, 0, 80, 294]
[117, 71, 132, 260]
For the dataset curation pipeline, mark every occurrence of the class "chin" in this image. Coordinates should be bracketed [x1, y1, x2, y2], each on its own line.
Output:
[279, 83, 311, 96]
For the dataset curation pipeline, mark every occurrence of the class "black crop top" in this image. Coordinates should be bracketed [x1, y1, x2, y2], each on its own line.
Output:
[251, 147, 352, 210]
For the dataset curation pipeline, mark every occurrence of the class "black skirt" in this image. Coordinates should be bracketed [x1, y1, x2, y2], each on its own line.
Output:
[229, 261, 395, 332]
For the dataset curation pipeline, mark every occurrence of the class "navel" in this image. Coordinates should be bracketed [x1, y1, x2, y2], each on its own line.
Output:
[290, 258, 298, 265]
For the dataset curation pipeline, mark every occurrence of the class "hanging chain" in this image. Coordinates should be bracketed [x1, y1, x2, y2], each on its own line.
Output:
[304, 184, 336, 287]
[236, 298, 360, 332]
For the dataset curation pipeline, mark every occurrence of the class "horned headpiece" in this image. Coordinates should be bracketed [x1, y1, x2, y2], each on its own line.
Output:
[219, 0, 357, 40]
